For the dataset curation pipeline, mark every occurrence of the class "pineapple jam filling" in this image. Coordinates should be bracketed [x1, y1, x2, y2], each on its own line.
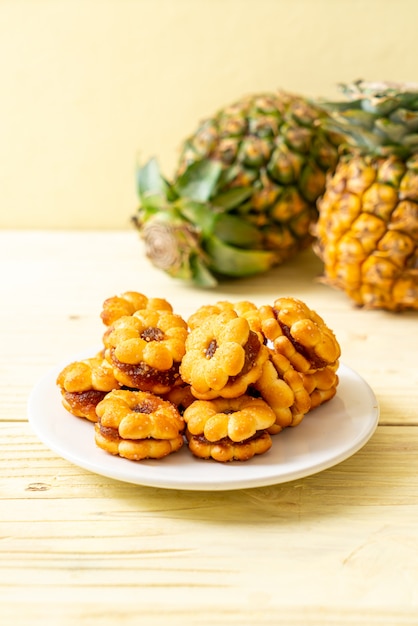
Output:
[205, 339, 218, 359]
[193, 429, 266, 446]
[279, 322, 329, 370]
[97, 421, 170, 444]
[204, 331, 261, 379]
[109, 349, 181, 389]
[231, 330, 262, 379]
[131, 400, 154, 414]
[98, 423, 120, 441]
[64, 389, 108, 413]
[141, 326, 164, 342]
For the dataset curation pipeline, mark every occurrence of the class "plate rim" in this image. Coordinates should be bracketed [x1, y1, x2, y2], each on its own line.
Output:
[27, 352, 380, 491]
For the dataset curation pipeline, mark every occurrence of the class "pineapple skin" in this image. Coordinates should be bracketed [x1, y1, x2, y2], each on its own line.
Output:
[313, 152, 418, 311]
[176, 92, 340, 264]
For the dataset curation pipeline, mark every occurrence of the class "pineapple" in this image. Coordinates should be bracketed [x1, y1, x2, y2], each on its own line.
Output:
[313, 81, 418, 311]
[132, 91, 341, 287]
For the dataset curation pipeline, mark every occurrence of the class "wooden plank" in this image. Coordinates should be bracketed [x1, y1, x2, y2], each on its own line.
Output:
[2, 423, 418, 506]
[1, 423, 418, 619]
[1, 231, 418, 425]
[2, 231, 418, 624]
[1, 604, 418, 626]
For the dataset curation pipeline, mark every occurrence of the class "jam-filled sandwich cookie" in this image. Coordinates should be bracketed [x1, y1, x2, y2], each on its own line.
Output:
[94, 389, 185, 460]
[187, 300, 263, 338]
[180, 309, 268, 400]
[259, 297, 341, 374]
[253, 350, 312, 434]
[162, 383, 195, 414]
[100, 291, 173, 326]
[299, 363, 339, 410]
[56, 354, 120, 422]
[103, 309, 188, 394]
[183, 395, 275, 462]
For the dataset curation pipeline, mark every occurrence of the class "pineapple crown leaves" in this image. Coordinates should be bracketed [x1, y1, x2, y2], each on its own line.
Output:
[133, 157, 278, 287]
[319, 80, 418, 158]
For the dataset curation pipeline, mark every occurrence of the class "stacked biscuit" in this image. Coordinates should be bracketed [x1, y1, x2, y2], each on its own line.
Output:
[56, 292, 341, 463]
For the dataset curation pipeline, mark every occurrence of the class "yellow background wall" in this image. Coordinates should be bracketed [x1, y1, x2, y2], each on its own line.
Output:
[1, 0, 417, 229]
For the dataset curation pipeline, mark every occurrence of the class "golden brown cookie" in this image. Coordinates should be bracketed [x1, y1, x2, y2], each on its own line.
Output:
[253, 350, 312, 434]
[187, 300, 263, 337]
[299, 363, 339, 410]
[56, 354, 120, 421]
[100, 291, 173, 326]
[183, 395, 276, 442]
[259, 297, 341, 373]
[94, 389, 185, 460]
[103, 309, 188, 394]
[183, 395, 275, 462]
[162, 383, 196, 413]
[186, 429, 272, 462]
[180, 309, 268, 400]
[95, 427, 184, 461]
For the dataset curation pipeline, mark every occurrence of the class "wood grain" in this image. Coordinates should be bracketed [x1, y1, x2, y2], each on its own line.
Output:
[1, 231, 418, 625]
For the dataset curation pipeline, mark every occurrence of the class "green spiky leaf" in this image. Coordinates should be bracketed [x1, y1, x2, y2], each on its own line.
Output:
[176, 199, 216, 237]
[137, 158, 166, 196]
[173, 160, 223, 202]
[213, 213, 263, 247]
[189, 254, 218, 287]
[212, 187, 253, 210]
[136, 158, 171, 213]
[205, 235, 277, 277]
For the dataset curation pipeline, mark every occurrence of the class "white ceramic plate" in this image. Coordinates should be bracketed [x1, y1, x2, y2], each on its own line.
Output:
[28, 353, 379, 491]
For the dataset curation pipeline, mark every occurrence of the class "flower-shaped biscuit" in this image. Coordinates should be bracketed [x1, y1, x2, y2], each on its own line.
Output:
[183, 394, 274, 462]
[180, 310, 268, 400]
[254, 350, 312, 433]
[104, 309, 188, 393]
[187, 300, 263, 338]
[186, 430, 272, 463]
[100, 291, 173, 326]
[162, 383, 196, 413]
[183, 395, 276, 442]
[56, 354, 120, 421]
[258, 297, 341, 373]
[299, 363, 339, 410]
[94, 389, 185, 460]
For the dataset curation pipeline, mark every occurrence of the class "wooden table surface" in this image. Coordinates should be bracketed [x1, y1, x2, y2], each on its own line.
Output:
[1, 230, 418, 626]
